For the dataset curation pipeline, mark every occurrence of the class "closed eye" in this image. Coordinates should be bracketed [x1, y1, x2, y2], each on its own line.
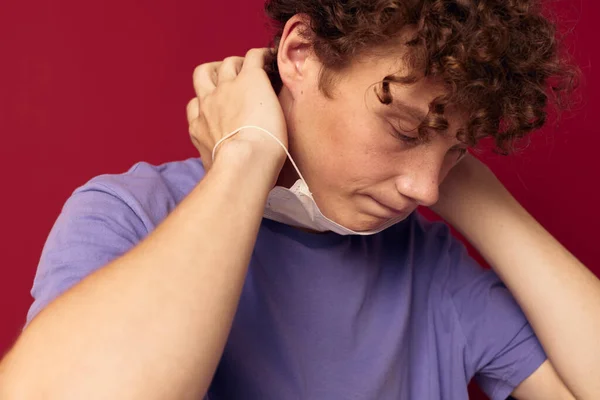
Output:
[389, 123, 420, 145]
[396, 132, 420, 144]
[388, 122, 469, 160]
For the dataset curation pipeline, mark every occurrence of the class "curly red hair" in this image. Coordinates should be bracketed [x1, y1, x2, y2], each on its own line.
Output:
[263, 0, 579, 154]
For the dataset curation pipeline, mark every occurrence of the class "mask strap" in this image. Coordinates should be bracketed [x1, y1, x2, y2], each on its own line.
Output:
[212, 125, 309, 190]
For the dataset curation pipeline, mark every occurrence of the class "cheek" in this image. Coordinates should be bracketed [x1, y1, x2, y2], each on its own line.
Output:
[327, 142, 402, 194]
[294, 98, 398, 184]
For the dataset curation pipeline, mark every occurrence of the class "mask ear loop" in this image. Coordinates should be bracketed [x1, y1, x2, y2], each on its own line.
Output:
[211, 125, 311, 194]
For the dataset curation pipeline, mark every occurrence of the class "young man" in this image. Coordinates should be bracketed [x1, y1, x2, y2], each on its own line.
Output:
[1, 1, 597, 399]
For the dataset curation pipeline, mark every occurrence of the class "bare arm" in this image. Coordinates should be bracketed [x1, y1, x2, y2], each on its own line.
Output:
[0, 49, 287, 400]
[0, 142, 283, 400]
[433, 155, 600, 400]
[511, 360, 575, 399]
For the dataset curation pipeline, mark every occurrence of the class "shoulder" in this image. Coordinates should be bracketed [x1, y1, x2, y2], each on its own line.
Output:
[79, 157, 205, 207]
[25, 158, 206, 325]
[69, 157, 206, 229]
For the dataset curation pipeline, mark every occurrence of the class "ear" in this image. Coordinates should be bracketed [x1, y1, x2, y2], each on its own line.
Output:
[277, 14, 317, 99]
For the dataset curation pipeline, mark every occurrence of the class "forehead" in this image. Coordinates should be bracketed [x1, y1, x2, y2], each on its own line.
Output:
[339, 55, 463, 116]
[309, 25, 469, 137]
[329, 37, 440, 100]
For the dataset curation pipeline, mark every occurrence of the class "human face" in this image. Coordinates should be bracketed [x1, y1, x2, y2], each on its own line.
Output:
[278, 40, 469, 232]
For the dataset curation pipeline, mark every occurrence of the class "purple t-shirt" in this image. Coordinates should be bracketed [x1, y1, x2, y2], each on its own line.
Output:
[26, 158, 546, 400]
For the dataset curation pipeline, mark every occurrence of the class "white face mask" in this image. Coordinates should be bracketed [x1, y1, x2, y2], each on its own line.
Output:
[213, 126, 408, 236]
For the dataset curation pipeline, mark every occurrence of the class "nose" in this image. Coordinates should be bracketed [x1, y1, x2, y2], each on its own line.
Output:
[394, 163, 441, 207]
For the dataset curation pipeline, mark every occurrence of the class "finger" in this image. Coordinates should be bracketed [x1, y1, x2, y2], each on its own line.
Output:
[190, 134, 213, 169]
[186, 97, 199, 125]
[193, 62, 221, 98]
[189, 131, 205, 153]
[188, 115, 210, 156]
[217, 56, 244, 84]
[241, 48, 272, 71]
[188, 116, 203, 139]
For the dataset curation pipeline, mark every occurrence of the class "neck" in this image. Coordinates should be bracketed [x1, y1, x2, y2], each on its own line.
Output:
[274, 87, 301, 189]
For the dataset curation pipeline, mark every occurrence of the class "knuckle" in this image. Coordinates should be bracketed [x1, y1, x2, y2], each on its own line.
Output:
[193, 64, 207, 80]
[226, 56, 244, 66]
[222, 56, 238, 64]
[186, 97, 198, 113]
[245, 48, 260, 58]
[186, 99, 197, 122]
[193, 62, 218, 81]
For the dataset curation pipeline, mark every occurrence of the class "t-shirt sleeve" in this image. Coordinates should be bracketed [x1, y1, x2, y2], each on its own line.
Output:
[25, 183, 149, 327]
[443, 234, 547, 400]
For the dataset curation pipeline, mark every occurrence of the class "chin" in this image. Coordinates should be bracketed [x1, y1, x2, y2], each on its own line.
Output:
[335, 213, 406, 232]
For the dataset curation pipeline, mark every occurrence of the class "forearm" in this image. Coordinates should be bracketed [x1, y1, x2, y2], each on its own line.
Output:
[442, 180, 600, 400]
[0, 144, 283, 400]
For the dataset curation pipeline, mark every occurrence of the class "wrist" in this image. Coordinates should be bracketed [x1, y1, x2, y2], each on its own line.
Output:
[212, 134, 286, 190]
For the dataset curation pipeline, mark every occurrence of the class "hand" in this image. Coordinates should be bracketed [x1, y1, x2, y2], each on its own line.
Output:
[186, 48, 288, 171]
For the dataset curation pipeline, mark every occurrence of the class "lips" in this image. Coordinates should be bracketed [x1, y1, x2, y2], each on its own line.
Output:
[368, 196, 407, 216]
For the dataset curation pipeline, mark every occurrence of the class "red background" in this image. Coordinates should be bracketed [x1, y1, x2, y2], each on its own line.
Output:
[0, 1, 597, 398]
